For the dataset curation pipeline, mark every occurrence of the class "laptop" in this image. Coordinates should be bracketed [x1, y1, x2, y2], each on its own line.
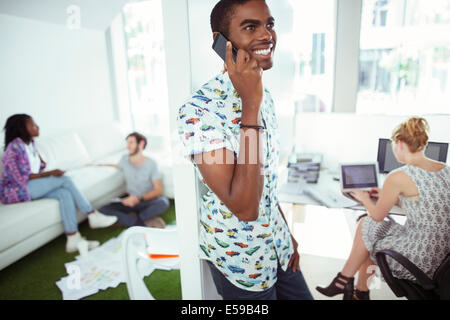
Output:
[339, 163, 379, 202]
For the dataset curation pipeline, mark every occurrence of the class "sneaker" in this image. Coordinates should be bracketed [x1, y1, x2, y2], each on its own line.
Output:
[88, 210, 118, 229]
[144, 217, 166, 229]
[66, 232, 100, 253]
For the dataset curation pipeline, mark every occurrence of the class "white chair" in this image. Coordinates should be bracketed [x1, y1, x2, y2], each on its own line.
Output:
[121, 226, 179, 300]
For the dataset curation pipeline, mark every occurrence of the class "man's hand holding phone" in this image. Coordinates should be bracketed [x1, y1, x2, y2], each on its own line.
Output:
[225, 42, 263, 124]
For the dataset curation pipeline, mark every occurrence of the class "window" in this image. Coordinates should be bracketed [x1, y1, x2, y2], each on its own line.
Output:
[311, 33, 326, 75]
[357, 0, 450, 115]
[287, 0, 336, 113]
[122, 0, 170, 137]
[372, 0, 389, 27]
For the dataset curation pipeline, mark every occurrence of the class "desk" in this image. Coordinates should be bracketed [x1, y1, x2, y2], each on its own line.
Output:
[279, 170, 405, 216]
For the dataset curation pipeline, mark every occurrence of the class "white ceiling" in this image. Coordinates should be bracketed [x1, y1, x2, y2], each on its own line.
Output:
[0, 0, 133, 30]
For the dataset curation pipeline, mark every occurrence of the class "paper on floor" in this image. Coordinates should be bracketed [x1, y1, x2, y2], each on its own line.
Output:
[56, 227, 179, 300]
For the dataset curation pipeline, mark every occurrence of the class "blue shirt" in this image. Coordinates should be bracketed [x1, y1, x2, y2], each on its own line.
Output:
[177, 71, 293, 292]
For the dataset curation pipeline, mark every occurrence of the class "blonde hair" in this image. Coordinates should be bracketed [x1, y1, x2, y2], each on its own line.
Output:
[391, 117, 430, 153]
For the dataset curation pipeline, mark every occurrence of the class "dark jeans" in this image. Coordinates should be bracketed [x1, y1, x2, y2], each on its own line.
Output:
[99, 196, 170, 227]
[207, 260, 314, 300]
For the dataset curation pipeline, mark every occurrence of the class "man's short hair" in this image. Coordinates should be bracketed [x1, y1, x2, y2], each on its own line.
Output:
[211, 0, 264, 37]
[127, 132, 147, 149]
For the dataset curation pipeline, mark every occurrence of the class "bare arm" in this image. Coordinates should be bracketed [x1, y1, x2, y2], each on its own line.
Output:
[29, 170, 65, 180]
[194, 43, 264, 222]
[141, 179, 164, 201]
[195, 131, 264, 222]
[92, 164, 119, 168]
[352, 172, 403, 222]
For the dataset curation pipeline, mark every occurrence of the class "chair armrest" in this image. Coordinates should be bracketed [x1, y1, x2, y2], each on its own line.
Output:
[376, 249, 435, 290]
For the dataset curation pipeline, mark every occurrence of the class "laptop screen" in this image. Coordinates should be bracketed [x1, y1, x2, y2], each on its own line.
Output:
[341, 164, 378, 189]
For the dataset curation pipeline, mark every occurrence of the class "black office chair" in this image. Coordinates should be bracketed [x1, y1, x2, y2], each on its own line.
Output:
[376, 250, 450, 300]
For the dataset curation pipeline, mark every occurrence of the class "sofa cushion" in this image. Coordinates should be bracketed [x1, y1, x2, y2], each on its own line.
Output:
[65, 160, 126, 203]
[0, 200, 61, 252]
[35, 133, 90, 171]
[76, 122, 127, 161]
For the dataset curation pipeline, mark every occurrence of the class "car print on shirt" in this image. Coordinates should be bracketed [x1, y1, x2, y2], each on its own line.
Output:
[226, 228, 238, 239]
[215, 112, 227, 121]
[234, 242, 248, 248]
[214, 227, 224, 233]
[215, 258, 224, 268]
[220, 209, 233, 219]
[186, 118, 200, 125]
[215, 237, 230, 248]
[232, 118, 241, 124]
[185, 132, 194, 140]
[193, 95, 212, 104]
[201, 125, 215, 132]
[236, 280, 256, 288]
[213, 89, 227, 100]
[257, 233, 271, 239]
[228, 265, 245, 274]
[242, 224, 254, 232]
[200, 245, 210, 257]
[200, 220, 213, 234]
[226, 251, 240, 257]
[249, 273, 262, 279]
[245, 246, 261, 256]
[276, 239, 282, 248]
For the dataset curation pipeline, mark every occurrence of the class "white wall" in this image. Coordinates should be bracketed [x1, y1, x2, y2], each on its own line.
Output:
[187, 0, 296, 110]
[0, 14, 115, 141]
[294, 113, 450, 170]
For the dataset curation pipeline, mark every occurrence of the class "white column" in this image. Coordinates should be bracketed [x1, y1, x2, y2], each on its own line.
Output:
[161, 0, 204, 300]
[332, 0, 362, 113]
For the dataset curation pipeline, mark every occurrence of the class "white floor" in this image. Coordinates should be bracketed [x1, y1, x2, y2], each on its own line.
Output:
[280, 203, 405, 300]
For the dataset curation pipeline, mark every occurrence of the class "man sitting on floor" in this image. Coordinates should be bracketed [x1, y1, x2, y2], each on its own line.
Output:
[97, 132, 169, 228]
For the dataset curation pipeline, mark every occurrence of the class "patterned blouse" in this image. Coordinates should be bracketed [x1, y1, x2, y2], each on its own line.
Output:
[177, 71, 294, 292]
[0, 138, 46, 204]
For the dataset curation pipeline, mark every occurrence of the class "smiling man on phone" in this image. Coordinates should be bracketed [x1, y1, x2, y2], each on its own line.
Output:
[177, 0, 313, 300]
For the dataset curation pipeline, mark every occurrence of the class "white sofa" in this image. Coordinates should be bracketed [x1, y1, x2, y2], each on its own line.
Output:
[0, 122, 174, 270]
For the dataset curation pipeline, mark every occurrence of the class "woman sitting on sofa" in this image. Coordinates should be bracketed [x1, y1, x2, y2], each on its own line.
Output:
[0, 114, 118, 253]
[316, 117, 450, 300]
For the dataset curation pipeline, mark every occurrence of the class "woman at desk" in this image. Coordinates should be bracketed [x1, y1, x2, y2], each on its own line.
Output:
[316, 117, 450, 300]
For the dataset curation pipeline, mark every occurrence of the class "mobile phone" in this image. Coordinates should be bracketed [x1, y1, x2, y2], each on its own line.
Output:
[212, 32, 238, 63]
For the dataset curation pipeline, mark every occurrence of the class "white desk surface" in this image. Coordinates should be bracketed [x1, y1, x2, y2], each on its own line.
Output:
[278, 169, 405, 216]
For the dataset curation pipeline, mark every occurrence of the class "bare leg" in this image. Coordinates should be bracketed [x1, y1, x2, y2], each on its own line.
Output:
[341, 217, 370, 280]
[356, 257, 376, 292]
[316, 216, 372, 299]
